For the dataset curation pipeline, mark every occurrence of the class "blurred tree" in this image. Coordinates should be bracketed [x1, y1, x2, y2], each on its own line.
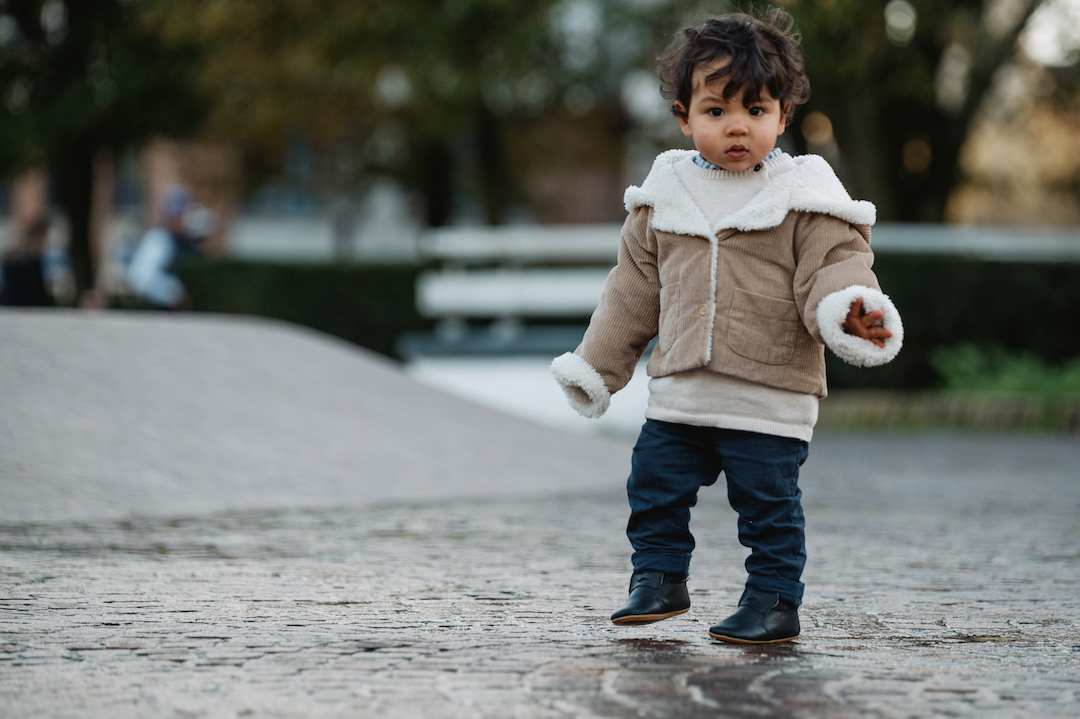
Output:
[766, 0, 1051, 221]
[570, 0, 1065, 223]
[0, 0, 202, 300]
[144, 0, 565, 228]
[132, 0, 1070, 230]
[490, 0, 1066, 224]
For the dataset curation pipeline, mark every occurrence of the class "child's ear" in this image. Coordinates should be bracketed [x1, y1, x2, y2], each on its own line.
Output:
[674, 102, 693, 137]
[778, 103, 791, 134]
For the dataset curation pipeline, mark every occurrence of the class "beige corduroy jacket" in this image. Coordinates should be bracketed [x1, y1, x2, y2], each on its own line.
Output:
[551, 150, 904, 419]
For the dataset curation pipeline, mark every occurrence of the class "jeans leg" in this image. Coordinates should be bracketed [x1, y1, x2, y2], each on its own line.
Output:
[626, 420, 722, 577]
[716, 430, 809, 606]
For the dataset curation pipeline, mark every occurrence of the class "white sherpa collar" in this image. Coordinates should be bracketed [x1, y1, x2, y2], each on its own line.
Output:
[623, 149, 876, 238]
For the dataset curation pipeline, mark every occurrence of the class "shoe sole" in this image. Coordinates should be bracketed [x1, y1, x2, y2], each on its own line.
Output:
[707, 631, 799, 644]
[611, 607, 689, 625]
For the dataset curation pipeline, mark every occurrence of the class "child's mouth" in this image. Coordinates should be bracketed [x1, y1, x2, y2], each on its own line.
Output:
[726, 146, 749, 160]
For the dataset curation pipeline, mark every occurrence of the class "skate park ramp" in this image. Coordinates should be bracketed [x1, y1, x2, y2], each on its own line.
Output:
[0, 309, 629, 523]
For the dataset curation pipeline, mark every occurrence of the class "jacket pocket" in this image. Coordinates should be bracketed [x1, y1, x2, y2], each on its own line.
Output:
[657, 282, 680, 353]
[726, 288, 800, 365]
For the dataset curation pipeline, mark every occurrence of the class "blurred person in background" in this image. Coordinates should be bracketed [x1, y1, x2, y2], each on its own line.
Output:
[0, 216, 54, 307]
[127, 186, 212, 310]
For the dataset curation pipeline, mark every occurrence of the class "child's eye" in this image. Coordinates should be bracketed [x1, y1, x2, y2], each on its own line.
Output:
[749, 107, 764, 116]
[708, 108, 724, 117]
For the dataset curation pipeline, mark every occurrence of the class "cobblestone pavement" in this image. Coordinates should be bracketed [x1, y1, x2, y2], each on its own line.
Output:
[3, 434, 1080, 719]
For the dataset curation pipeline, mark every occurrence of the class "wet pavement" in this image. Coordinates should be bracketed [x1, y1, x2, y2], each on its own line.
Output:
[4, 434, 1080, 719]
[2, 311, 1079, 718]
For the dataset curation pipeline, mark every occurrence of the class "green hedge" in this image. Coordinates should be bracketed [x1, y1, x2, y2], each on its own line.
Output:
[177, 259, 432, 359]
[826, 256, 1080, 390]
[177, 255, 1080, 389]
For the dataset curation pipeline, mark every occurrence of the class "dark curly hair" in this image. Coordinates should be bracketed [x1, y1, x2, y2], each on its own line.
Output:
[658, 8, 810, 124]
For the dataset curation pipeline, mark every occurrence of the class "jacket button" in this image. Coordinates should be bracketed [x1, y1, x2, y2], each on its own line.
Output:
[698, 304, 708, 316]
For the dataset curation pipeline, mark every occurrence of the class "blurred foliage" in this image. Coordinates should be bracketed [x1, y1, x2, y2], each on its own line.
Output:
[0, 0, 202, 296]
[137, 0, 733, 225]
[767, 0, 1052, 221]
[142, 0, 574, 224]
[931, 344, 1080, 394]
[175, 258, 432, 358]
[143, 0, 561, 141]
[3, 0, 1075, 277]
[140, 0, 1068, 224]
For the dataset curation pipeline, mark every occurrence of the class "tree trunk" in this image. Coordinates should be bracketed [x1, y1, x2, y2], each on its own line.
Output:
[420, 139, 453, 227]
[476, 105, 508, 226]
[838, 93, 898, 219]
[50, 138, 96, 301]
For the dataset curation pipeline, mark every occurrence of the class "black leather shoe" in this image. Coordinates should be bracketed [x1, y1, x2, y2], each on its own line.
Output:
[708, 586, 800, 644]
[610, 570, 690, 625]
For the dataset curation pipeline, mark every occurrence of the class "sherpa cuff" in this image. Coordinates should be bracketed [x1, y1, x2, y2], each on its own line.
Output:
[816, 285, 903, 367]
[550, 352, 611, 419]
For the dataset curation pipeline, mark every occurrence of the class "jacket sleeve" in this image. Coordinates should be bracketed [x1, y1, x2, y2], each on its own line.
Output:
[551, 207, 660, 418]
[792, 213, 903, 367]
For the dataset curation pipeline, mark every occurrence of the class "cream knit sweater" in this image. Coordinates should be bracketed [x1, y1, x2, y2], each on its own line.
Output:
[646, 152, 818, 441]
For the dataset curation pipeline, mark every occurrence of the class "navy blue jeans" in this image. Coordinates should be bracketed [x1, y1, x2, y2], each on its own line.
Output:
[626, 419, 809, 606]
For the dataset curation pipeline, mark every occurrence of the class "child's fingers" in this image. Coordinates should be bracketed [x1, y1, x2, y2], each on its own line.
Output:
[865, 326, 892, 347]
[859, 309, 884, 327]
[847, 297, 865, 321]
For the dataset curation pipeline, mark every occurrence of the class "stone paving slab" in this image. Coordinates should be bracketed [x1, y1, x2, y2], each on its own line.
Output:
[0, 309, 629, 523]
[3, 433, 1080, 718]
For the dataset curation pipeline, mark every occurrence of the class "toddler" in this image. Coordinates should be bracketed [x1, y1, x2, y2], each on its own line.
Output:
[551, 9, 902, 644]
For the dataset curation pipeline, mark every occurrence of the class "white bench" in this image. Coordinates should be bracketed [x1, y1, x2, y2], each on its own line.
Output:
[400, 224, 621, 357]
[416, 224, 621, 321]
[417, 267, 611, 318]
[418, 223, 622, 265]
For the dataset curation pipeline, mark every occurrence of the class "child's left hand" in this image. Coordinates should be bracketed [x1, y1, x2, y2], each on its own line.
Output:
[842, 296, 893, 348]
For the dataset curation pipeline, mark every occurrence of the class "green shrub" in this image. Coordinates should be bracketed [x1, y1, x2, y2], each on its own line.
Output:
[931, 344, 1080, 394]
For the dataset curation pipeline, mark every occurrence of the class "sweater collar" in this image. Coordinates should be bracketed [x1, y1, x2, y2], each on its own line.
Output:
[624, 149, 876, 239]
[692, 147, 783, 173]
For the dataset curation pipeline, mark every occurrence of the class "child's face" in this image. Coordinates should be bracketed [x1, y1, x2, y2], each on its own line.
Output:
[674, 60, 787, 173]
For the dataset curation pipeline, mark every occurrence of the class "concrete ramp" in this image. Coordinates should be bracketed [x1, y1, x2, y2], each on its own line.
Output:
[0, 309, 629, 523]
